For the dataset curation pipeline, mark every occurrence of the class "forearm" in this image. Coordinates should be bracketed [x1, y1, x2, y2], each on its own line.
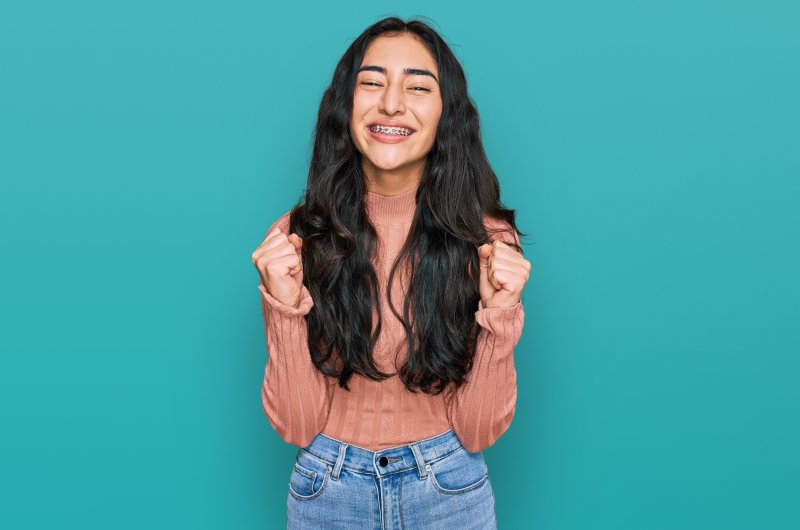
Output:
[259, 283, 333, 447]
[446, 300, 524, 452]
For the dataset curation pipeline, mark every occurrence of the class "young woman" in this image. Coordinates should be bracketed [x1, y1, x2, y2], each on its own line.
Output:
[251, 16, 532, 529]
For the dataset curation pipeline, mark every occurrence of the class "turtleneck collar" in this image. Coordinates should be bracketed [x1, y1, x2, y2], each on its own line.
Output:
[364, 185, 418, 225]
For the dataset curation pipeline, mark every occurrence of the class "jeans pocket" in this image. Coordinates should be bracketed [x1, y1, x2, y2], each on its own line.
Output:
[426, 447, 489, 495]
[288, 450, 333, 501]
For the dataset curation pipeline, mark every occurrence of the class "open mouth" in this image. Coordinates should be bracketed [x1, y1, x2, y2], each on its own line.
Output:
[367, 124, 415, 137]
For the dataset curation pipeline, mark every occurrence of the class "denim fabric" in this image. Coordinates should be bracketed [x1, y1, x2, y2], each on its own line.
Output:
[285, 429, 497, 529]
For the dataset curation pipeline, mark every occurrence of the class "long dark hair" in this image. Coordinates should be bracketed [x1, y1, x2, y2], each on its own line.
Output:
[286, 16, 527, 395]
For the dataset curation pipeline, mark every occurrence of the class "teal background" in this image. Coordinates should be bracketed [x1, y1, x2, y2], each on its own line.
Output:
[1, 1, 798, 528]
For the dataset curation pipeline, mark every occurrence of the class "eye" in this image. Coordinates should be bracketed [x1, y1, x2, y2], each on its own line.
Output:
[361, 81, 381, 87]
[411, 86, 431, 92]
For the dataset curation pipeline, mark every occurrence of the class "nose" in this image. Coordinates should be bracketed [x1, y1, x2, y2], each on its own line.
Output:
[378, 81, 406, 115]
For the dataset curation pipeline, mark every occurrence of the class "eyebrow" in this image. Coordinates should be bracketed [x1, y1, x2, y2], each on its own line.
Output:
[358, 64, 439, 83]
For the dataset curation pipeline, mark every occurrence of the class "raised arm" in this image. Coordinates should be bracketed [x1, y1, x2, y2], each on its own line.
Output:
[445, 217, 527, 452]
[256, 211, 334, 448]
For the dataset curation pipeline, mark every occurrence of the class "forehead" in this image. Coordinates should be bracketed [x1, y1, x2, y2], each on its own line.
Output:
[361, 33, 438, 74]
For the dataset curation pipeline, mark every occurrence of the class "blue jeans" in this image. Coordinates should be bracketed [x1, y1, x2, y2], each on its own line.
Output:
[286, 428, 497, 529]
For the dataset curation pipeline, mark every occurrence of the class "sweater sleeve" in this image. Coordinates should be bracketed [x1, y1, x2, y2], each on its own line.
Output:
[445, 218, 526, 452]
[257, 211, 334, 448]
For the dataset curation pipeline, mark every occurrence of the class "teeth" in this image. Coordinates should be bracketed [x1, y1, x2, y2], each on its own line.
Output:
[369, 125, 413, 136]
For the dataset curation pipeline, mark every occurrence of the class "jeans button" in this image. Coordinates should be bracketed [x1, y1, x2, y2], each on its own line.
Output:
[379, 456, 388, 467]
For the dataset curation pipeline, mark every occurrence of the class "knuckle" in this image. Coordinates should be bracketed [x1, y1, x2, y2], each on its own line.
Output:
[264, 260, 280, 275]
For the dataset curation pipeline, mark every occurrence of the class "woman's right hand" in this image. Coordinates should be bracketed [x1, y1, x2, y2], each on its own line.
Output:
[251, 227, 305, 308]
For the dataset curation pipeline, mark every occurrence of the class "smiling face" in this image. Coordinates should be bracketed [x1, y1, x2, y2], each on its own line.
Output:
[350, 32, 443, 191]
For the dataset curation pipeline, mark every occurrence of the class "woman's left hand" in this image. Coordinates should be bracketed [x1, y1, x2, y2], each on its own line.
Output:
[478, 240, 532, 309]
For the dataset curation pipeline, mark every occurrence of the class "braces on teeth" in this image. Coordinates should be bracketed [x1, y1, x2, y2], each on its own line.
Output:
[369, 125, 414, 136]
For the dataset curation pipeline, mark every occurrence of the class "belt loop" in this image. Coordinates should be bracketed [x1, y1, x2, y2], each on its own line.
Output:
[408, 442, 428, 480]
[331, 442, 348, 480]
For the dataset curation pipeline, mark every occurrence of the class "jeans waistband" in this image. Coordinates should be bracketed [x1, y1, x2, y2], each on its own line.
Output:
[300, 429, 464, 480]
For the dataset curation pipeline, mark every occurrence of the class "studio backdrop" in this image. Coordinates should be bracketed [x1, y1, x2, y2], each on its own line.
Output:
[1, 1, 798, 529]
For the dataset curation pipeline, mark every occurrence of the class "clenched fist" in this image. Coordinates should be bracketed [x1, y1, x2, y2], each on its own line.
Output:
[251, 227, 305, 308]
[478, 240, 531, 309]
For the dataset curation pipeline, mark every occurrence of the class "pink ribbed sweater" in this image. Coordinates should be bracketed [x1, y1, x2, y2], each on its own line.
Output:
[257, 187, 524, 452]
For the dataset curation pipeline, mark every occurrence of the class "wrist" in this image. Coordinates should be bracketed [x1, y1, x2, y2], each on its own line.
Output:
[480, 297, 521, 310]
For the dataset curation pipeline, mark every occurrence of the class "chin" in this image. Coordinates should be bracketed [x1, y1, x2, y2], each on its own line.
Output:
[365, 154, 414, 171]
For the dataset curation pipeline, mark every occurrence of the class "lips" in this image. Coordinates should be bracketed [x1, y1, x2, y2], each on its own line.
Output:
[366, 123, 415, 143]
[367, 125, 414, 138]
[368, 121, 416, 132]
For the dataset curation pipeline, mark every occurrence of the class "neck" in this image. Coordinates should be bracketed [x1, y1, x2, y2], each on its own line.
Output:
[362, 159, 425, 196]
[364, 184, 418, 226]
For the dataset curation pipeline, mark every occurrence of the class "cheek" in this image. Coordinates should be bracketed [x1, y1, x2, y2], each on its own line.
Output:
[420, 109, 442, 143]
[420, 102, 442, 130]
[350, 103, 368, 141]
[352, 91, 375, 118]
